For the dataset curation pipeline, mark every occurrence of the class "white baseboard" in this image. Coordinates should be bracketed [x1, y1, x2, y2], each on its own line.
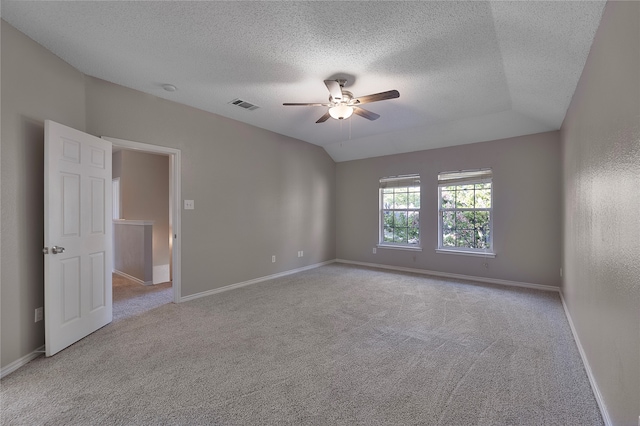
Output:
[559, 292, 612, 426]
[335, 259, 560, 292]
[153, 264, 170, 284]
[1, 345, 44, 379]
[113, 269, 153, 286]
[179, 260, 336, 303]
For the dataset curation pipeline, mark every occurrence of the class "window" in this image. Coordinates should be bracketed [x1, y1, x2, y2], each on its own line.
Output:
[379, 175, 420, 248]
[438, 169, 493, 255]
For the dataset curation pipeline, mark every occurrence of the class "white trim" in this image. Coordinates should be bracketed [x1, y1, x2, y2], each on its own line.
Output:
[559, 292, 612, 426]
[1, 346, 44, 379]
[335, 259, 559, 292]
[113, 269, 153, 286]
[377, 244, 422, 252]
[436, 249, 496, 258]
[153, 264, 171, 285]
[379, 175, 421, 248]
[179, 260, 336, 303]
[103, 137, 181, 304]
[438, 175, 493, 254]
[113, 219, 155, 226]
[112, 177, 121, 219]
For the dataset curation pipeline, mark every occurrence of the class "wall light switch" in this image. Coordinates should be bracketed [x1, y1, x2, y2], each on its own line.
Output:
[184, 200, 194, 210]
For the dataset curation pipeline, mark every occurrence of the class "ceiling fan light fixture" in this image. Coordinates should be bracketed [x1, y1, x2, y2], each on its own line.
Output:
[329, 104, 354, 120]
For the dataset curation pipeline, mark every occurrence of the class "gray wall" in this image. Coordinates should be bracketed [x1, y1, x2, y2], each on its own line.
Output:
[336, 131, 562, 287]
[1, 22, 86, 370]
[1, 20, 336, 370]
[114, 149, 170, 280]
[561, 2, 640, 424]
[84, 76, 337, 297]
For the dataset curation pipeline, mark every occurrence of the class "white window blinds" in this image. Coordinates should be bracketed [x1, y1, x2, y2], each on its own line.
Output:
[379, 175, 420, 189]
[438, 169, 492, 186]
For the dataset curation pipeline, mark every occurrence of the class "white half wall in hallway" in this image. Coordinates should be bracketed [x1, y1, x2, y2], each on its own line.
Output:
[153, 264, 170, 285]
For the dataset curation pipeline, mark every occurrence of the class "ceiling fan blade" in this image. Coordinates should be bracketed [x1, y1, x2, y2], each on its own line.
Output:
[353, 90, 399, 105]
[283, 103, 331, 106]
[316, 111, 331, 123]
[353, 107, 380, 121]
[324, 80, 343, 101]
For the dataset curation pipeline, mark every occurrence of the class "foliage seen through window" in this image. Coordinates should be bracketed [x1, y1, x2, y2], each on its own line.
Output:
[440, 182, 491, 250]
[382, 185, 420, 245]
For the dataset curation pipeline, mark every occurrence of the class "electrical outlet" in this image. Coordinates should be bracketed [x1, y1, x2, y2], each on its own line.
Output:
[560, 268, 563, 277]
[484, 262, 489, 269]
[373, 247, 377, 254]
[272, 255, 276, 263]
[184, 200, 194, 210]
[34, 307, 43, 322]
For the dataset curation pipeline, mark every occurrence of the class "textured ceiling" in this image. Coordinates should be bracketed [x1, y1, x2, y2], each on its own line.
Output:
[1, 1, 606, 162]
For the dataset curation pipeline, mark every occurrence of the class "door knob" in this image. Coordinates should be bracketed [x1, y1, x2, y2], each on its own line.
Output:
[51, 246, 65, 254]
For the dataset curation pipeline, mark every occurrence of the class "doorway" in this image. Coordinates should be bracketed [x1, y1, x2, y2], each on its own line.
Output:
[104, 137, 182, 307]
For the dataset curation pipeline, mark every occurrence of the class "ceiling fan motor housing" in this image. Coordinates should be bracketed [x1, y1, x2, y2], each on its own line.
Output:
[331, 91, 353, 105]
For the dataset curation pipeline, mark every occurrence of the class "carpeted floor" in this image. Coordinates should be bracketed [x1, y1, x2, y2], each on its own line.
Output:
[1, 264, 602, 425]
[112, 273, 173, 321]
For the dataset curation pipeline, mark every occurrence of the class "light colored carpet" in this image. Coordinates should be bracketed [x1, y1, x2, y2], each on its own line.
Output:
[112, 273, 173, 322]
[1, 264, 602, 425]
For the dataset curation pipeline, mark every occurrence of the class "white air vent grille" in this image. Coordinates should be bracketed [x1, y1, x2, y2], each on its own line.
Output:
[229, 98, 259, 111]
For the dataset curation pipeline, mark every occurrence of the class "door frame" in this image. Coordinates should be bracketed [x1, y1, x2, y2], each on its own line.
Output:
[103, 137, 181, 303]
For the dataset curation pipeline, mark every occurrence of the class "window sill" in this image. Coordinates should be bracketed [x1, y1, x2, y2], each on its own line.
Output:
[436, 249, 496, 258]
[377, 244, 423, 252]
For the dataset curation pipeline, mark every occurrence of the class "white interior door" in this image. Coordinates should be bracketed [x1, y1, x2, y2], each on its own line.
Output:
[44, 120, 112, 356]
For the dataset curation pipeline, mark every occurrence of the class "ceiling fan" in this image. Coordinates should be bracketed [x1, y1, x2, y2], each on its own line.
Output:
[283, 79, 400, 123]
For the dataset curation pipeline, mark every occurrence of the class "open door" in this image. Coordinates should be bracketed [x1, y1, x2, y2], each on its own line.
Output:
[44, 120, 112, 356]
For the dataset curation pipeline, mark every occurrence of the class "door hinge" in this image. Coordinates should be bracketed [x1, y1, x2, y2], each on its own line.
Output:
[42, 247, 49, 254]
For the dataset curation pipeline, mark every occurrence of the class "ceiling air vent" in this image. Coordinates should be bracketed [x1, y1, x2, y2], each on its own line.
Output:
[229, 98, 259, 111]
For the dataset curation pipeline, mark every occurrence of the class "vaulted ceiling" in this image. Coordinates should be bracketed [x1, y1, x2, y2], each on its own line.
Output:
[1, 1, 606, 162]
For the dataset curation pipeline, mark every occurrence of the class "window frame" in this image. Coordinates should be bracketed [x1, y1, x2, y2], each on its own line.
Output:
[378, 175, 422, 251]
[437, 170, 494, 257]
